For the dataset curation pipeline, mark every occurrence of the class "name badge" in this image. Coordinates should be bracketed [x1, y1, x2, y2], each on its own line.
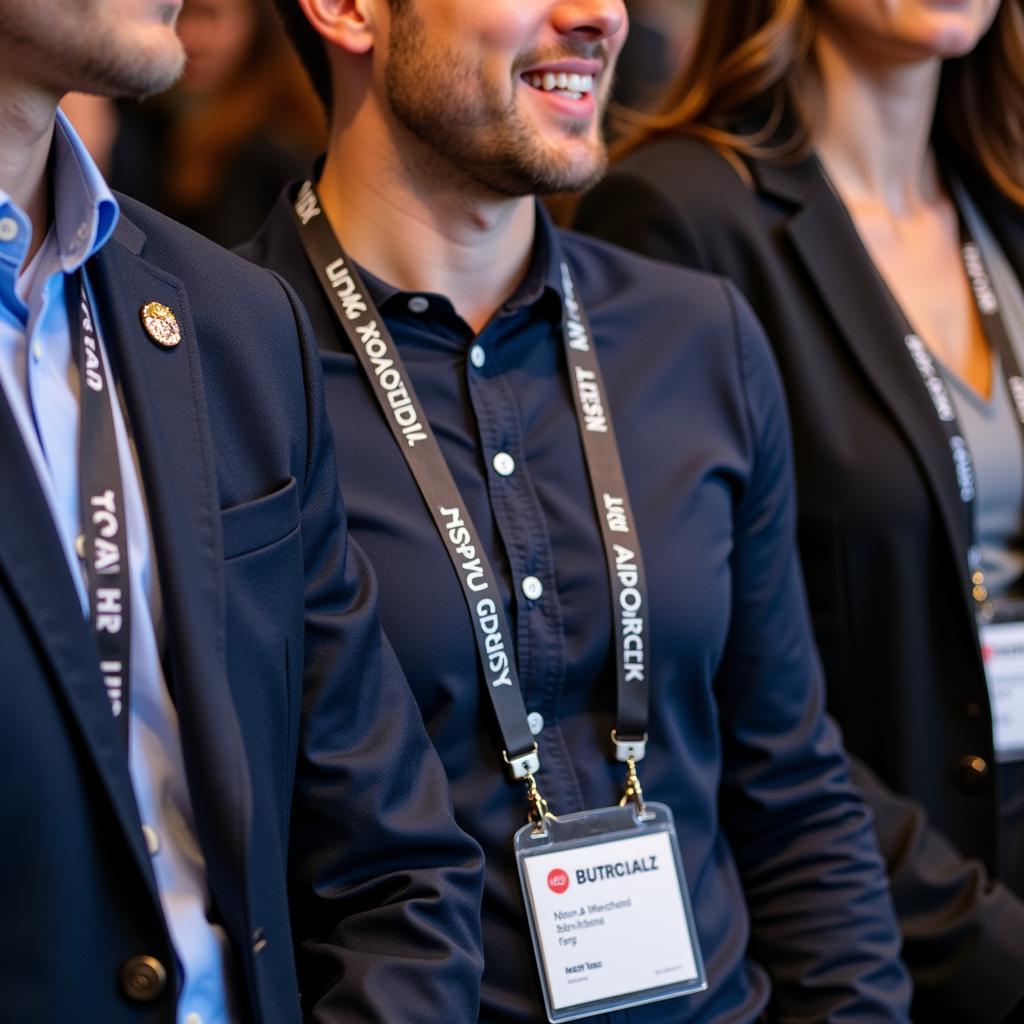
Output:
[515, 802, 706, 1022]
[981, 620, 1024, 762]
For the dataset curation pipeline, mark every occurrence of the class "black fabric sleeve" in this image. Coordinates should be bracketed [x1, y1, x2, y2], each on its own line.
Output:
[715, 281, 911, 1021]
[853, 759, 1024, 1024]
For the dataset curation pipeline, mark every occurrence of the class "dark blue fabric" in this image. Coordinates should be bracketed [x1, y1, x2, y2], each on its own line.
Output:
[242, 194, 912, 1023]
[0, 194, 484, 1024]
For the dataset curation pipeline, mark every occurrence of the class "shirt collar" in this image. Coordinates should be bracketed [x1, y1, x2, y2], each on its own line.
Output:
[49, 108, 119, 274]
[501, 200, 565, 316]
[0, 111, 117, 323]
[356, 199, 566, 326]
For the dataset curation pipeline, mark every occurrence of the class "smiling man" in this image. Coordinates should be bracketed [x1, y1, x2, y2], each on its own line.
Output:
[0, 0, 485, 1020]
[243, 1, 913, 1021]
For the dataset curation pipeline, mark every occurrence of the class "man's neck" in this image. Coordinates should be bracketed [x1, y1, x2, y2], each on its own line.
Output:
[317, 123, 536, 335]
[813, 23, 943, 217]
[0, 82, 58, 266]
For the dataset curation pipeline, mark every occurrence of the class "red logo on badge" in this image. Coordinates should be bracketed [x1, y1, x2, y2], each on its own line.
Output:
[547, 868, 570, 894]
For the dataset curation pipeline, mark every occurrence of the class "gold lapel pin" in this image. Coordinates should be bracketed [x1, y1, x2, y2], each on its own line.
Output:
[140, 301, 181, 348]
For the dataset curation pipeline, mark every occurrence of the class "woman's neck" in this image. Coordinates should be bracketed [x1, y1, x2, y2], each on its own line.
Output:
[813, 21, 943, 216]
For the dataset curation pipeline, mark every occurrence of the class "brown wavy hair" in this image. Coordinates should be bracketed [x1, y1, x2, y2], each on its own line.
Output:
[615, 0, 1024, 207]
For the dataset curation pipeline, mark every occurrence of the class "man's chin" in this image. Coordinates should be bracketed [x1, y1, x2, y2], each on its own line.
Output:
[532, 147, 609, 196]
[89, 34, 185, 100]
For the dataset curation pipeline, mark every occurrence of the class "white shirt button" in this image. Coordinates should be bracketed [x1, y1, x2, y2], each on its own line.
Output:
[141, 824, 161, 856]
[469, 344, 486, 368]
[527, 712, 545, 735]
[492, 452, 515, 477]
[521, 575, 543, 601]
[31, 341, 43, 363]
[184, 1013, 203, 1024]
[0, 216, 18, 242]
[407, 295, 429, 314]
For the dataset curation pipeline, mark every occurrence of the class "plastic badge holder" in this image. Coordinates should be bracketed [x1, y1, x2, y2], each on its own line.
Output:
[979, 597, 1024, 762]
[515, 802, 706, 1022]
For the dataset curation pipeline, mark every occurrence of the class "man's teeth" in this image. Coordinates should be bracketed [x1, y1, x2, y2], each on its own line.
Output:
[525, 72, 594, 99]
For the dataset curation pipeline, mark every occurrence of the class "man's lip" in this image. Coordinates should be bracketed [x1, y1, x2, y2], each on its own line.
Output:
[518, 59, 604, 78]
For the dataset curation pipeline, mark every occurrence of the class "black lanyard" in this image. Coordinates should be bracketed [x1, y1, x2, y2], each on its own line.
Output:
[898, 182, 1024, 607]
[292, 180, 651, 795]
[66, 269, 131, 746]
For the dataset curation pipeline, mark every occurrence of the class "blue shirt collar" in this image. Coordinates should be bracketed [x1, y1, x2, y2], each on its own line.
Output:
[50, 108, 119, 273]
[0, 110, 119, 326]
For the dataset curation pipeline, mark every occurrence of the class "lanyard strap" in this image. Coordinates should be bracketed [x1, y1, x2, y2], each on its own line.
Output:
[557, 262, 650, 758]
[898, 182, 1024, 607]
[66, 269, 131, 746]
[292, 181, 651, 786]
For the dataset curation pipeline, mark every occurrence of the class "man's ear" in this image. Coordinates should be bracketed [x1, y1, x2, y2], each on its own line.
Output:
[295, 0, 379, 56]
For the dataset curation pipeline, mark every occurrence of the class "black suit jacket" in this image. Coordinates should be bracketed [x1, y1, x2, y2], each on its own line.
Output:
[575, 136, 1024, 1023]
[0, 194, 483, 1023]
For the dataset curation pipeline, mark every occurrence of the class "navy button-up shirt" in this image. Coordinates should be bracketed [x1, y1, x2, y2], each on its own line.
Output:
[242, 197, 911, 1023]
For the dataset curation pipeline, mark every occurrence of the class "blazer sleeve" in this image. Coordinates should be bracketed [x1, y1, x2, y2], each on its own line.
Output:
[275, 276, 485, 1023]
[852, 759, 1024, 1024]
[577, 166, 1024, 1024]
[714, 281, 911, 1021]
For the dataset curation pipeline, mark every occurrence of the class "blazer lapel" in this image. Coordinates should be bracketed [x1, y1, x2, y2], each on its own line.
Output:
[0, 389, 158, 892]
[752, 157, 975, 612]
[88, 217, 254, 940]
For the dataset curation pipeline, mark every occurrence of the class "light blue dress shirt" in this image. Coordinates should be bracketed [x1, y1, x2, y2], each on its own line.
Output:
[0, 111, 237, 1024]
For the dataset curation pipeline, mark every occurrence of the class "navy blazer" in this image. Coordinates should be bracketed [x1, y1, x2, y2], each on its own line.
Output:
[576, 136, 1024, 1022]
[0, 195, 483, 1023]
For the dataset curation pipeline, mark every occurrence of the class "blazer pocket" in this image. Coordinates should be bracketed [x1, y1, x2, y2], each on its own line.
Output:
[221, 476, 299, 559]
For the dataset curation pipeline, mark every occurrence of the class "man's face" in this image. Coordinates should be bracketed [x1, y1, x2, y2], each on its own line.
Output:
[381, 0, 628, 197]
[0, 0, 185, 100]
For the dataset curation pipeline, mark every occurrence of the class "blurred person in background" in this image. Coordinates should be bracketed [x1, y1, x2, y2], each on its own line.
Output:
[576, 1, 1024, 1021]
[111, 0, 325, 247]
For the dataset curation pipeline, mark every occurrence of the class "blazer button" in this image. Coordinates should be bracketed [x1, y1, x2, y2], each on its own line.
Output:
[119, 955, 167, 1002]
[954, 754, 990, 790]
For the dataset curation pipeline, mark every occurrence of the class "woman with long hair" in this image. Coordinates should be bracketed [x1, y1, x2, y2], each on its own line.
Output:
[576, 2, 1024, 1021]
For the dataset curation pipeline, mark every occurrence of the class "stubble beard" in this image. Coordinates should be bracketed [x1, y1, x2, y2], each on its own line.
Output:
[383, 8, 611, 198]
[0, 3, 185, 100]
